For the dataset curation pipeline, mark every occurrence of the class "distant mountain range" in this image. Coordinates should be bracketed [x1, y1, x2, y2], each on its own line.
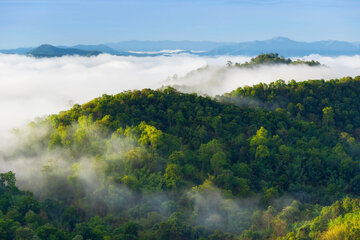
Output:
[1, 37, 359, 57]
[0, 47, 34, 55]
[105, 40, 234, 52]
[205, 37, 360, 56]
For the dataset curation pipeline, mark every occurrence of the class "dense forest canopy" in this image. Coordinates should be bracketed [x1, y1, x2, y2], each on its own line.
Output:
[222, 76, 360, 132]
[1, 60, 360, 239]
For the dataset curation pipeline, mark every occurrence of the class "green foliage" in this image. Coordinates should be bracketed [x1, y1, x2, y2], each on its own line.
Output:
[224, 76, 360, 131]
[0, 172, 17, 191]
[277, 198, 360, 240]
[2, 76, 360, 239]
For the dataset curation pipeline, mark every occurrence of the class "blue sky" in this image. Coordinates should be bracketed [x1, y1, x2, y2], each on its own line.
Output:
[0, 0, 359, 48]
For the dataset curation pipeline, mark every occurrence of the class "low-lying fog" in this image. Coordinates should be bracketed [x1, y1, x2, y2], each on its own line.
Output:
[1, 53, 360, 146]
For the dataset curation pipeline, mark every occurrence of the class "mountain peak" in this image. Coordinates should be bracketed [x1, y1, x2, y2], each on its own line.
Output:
[268, 36, 292, 42]
[29, 44, 101, 57]
[37, 44, 57, 49]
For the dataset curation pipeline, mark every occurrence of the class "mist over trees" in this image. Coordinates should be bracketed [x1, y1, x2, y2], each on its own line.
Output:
[1, 54, 360, 239]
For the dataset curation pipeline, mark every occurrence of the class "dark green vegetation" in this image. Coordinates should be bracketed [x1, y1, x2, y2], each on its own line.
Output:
[223, 76, 360, 131]
[1, 76, 360, 239]
[29, 44, 101, 57]
[226, 53, 320, 68]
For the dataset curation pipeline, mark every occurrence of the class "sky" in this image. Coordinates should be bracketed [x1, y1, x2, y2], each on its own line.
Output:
[0, 0, 360, 48]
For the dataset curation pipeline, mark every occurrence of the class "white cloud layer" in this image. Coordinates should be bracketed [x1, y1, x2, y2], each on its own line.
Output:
[0, 53, 360, 146]
[169, 54, 360, 95]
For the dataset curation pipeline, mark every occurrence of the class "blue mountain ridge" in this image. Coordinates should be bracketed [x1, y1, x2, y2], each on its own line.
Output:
[204, 37, 360, 56]
[1, 37, 359, 57]
[28, 44, 101, 57]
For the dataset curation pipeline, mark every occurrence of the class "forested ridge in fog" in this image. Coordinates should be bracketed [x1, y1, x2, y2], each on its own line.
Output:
[1, 72, 360, 239]
[2, 0, 360, 238]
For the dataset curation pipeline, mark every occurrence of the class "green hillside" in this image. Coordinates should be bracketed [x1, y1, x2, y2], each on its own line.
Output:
[1, 77, 360, 239]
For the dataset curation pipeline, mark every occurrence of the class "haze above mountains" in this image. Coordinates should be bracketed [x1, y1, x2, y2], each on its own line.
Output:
[1, 37, 360, 57]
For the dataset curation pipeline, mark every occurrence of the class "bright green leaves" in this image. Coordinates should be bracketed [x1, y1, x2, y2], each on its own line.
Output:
[121, 175, 139, 191]
[250, 126, 269, 147]
[138, 122, 163, 149]
[138, 121, 180, 154]
[322, 106, 335, 127]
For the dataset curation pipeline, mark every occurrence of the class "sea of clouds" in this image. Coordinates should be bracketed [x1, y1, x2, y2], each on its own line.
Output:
[0, 53, 360, 146]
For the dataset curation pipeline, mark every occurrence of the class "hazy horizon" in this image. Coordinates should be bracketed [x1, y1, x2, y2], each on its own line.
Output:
[2, 36, 360, 50]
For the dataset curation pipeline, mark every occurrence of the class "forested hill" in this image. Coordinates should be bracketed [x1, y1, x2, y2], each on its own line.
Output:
[227, 53, 321, 68]
[223, 76, 360, 132]
[1, 78, 360, 239]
